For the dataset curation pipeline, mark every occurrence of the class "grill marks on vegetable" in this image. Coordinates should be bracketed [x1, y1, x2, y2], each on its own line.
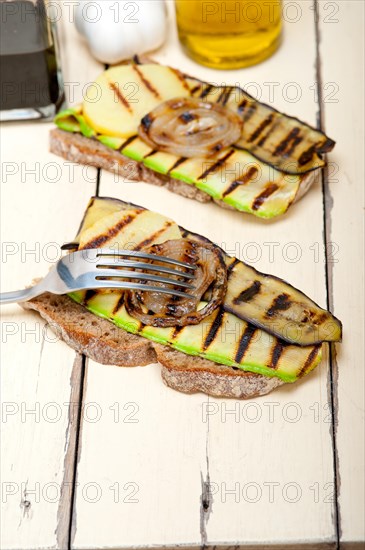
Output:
[132, 65, 161, 99]
[227, 258, 240, 276]
[270, 340, 284, 369]
[166, 302, 318, 375]
[201, 304, 281, 370]
[233, 280, 261, 304]
[170, 68, 191, 92]
[200, 84, 213, 99]
[266, 293, 292, 318]
[248, 114, 274, 143]
[243, 104, 257, 123]
[128, 113, 280, 211]
[167, 157, 188, 174]
[273, 127, 302, 157]
[134, 221, 174, 250]
[222, 165, 259, 197]
[84, 289, 98, 304]
[81, 211, 142, 249]
[171, 325, 184, 340]
[109, 82, 132, 113]
[238, 99, 248, 113]
[190, 84, 202, 95]
[235, 325, 256, 363]
[298, 144, 316, 166]
[217, 86, 233, 106]
[257, 121, 277, 147]
[112, 293, 126, 315]
[198, 149, 235, 180]
[119, 134, 137, 151]
[203, 308, 225, 350]
[298, 345, 322, 377]
[252, 183, 279, 211]
[143, 149, 157, 159]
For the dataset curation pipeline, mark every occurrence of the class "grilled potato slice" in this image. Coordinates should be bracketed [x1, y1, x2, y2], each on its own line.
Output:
[83, 64, 191, 138]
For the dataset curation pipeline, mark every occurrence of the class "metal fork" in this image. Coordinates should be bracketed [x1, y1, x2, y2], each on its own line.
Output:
[0, 248, 196, 305]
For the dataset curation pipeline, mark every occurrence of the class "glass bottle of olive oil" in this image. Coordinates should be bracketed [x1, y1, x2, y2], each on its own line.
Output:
[175, 0, 282, 69]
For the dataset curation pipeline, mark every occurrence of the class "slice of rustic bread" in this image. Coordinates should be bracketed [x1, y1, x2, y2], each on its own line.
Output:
[21, 293, 156, 367]
[50, 128, 211, 203]
[154, 345, 284, 399]
[21, 292, 285, 398]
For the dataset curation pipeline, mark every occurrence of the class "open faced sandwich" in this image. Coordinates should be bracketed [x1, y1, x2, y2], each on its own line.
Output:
[23, 197, 342, 399]
[51, 57, 335, 220]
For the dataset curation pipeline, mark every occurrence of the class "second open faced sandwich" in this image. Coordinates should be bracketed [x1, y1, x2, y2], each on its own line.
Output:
[23, 197, 342, 399]
[52, 58, 335, 220]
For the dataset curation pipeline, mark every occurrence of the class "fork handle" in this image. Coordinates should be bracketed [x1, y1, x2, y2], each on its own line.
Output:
[0, 286, 41, 305]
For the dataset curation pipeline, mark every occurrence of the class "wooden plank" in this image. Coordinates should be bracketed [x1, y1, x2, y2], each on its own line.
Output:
[0, 121, 94, 549]
[0, 8, 102, 549]
[72, 1, 336, 547]
[71, 358, 206, 548]
[317, 0, 365, 545]
[193, 2, 336, 545]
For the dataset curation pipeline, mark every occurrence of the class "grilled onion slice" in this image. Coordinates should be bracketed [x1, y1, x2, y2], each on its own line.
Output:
[125, 239, 227, 327]
[138, 97, 243, 158]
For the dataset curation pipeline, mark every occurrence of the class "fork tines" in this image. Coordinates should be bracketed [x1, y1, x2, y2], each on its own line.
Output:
[93, 248, 197, 299]
[96, 259, 195, 280]
[95, 270, 194, 289]
[96, 249, 197, 270]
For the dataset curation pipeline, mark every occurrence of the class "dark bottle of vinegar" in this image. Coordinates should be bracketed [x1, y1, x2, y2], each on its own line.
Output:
[0, 0, 64, 120]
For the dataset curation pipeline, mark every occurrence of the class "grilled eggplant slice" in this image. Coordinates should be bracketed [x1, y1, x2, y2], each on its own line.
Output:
[222, 259, 341, 345]
[66, 197, 342, 347]
[184, 76, 335, 174]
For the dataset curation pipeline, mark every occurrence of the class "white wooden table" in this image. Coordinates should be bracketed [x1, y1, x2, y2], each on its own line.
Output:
[1, 2, 364, 548]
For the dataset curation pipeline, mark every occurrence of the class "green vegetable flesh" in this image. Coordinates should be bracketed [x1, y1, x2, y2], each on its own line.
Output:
[70, 290, 322, 383]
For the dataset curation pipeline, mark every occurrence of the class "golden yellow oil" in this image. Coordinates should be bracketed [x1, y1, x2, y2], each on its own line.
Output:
[175, 0, 282, 69]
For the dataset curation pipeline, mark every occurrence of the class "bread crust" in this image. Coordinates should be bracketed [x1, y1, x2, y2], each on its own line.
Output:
[21, 292, 285, 398]
[154, 344, 285, 399]
[21, 293, 156, 367]
[50, 128, 211, 203]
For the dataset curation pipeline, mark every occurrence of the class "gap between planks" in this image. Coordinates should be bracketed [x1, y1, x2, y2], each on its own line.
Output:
[55, 168, 100, 549]
[314, 0, 341, 548]
[55, 354, 86, 549]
